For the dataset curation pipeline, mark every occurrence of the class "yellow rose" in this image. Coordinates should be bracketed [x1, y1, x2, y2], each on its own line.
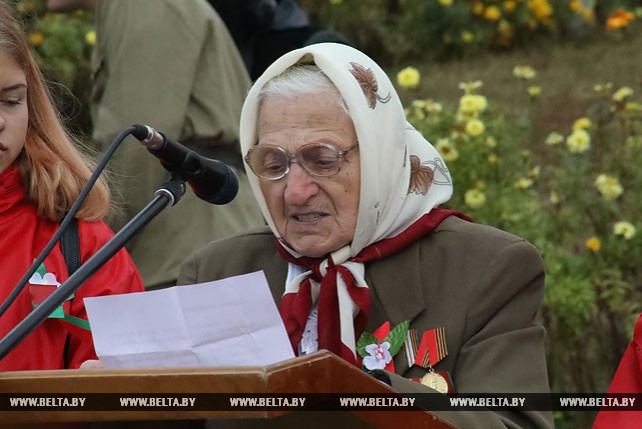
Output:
[594, 174, 623, 200]
[566, 129, 591, 153]
[613, 86, 634, 102]
[572, 117, 592, 131]
[527, 86, 541, 97]
[513, 65, 537, 79]
[484, 6, 502, 20]
[529, 0, 553, 20]
[569, 0, 582, 12]
[28, 32, 43, 47]
[613, 221, 636, 239]
[514, 177, 534, 189]
[465, 119, 485, 136]
[458, 94, 488, 114]
[504, 1, 517, 12]
[485, 136, 497, 148]
[435, 139, 459, 162]
[585, 237, 601, 252]
[465, 189, 486, 209]
[461, 31, 475, 43]
[397, 67, 421, 89]
[85, 30, 96, 46]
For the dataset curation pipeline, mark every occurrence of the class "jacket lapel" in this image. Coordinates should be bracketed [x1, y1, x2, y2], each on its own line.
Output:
[263, 250, 288, 306]
[364, 240, 426, 376]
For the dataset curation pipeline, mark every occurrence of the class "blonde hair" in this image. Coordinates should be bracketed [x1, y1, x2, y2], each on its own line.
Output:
[0, 3, 109, 223]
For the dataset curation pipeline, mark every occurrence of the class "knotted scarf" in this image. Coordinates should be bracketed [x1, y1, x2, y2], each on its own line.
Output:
[277, 209, 470, 364]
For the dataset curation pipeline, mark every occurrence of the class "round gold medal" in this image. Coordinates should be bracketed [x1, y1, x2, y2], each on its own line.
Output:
[420, 372, 449, 394]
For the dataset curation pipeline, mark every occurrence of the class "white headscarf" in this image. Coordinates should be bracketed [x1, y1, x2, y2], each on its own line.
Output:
[240, 43, 454, 360]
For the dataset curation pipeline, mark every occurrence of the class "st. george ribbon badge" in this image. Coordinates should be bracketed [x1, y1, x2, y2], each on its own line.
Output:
[406, 326, 454, 393]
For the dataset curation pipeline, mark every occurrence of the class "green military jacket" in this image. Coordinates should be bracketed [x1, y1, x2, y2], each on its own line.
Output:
[178, 216, 553, 428]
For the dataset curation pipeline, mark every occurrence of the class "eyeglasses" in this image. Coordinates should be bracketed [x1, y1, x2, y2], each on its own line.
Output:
[244, 141, 359, 180]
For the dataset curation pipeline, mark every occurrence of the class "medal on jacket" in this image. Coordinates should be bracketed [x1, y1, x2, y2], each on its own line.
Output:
[420, 367, 449, 394]
[406, 327, 455, 393]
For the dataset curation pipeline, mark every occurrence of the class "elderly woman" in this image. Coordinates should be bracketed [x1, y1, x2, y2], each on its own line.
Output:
[178, 43, 552, 428]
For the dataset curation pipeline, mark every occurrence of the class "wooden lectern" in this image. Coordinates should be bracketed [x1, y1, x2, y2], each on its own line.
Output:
[0, 351, 455, 428]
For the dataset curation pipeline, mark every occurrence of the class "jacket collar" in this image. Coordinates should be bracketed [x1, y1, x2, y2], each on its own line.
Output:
[366, 238, 425, 328]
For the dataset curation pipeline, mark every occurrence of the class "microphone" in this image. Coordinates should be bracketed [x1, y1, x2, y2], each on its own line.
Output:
[131, 124, 238, 205]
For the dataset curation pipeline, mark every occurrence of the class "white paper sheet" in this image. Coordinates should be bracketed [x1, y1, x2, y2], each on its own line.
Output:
[84, 271, 294, 368]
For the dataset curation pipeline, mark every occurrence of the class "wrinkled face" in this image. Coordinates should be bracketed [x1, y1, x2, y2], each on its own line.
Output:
[256, 91, 360, 258]
[0, 49, 28, 174]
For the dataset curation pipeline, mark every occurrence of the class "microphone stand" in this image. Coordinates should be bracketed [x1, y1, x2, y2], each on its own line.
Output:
[0, 177, 186, 361]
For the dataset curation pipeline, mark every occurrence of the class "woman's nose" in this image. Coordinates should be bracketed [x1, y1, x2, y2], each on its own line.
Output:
[283, 163, 319, 205]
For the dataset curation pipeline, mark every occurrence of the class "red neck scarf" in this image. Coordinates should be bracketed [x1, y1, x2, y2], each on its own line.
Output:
[277, 208, 471, 366]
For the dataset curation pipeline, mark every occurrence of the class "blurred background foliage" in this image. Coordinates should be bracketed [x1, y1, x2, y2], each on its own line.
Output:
[302, 0, 639, 63]
[12, 0, 94, 134]
[405, 70, 641, 428]
[10, 0, 642, 427]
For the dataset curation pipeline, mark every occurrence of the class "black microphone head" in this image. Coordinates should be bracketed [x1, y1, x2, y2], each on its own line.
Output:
[187, 157, 239, 205]
[204, 165, 239, 205]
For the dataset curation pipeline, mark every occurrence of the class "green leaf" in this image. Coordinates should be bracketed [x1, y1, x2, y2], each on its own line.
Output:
[36, 262, 46, 277]
[384, 320, 410, 356]
[356, 332, 380, 358]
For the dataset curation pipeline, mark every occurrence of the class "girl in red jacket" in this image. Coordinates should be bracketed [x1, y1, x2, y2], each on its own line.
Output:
[0, 3, 144, 370]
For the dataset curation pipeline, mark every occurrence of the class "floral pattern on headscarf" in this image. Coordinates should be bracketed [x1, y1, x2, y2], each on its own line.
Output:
[408, 155, 434, 195]
[349, 62, 391, 109]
